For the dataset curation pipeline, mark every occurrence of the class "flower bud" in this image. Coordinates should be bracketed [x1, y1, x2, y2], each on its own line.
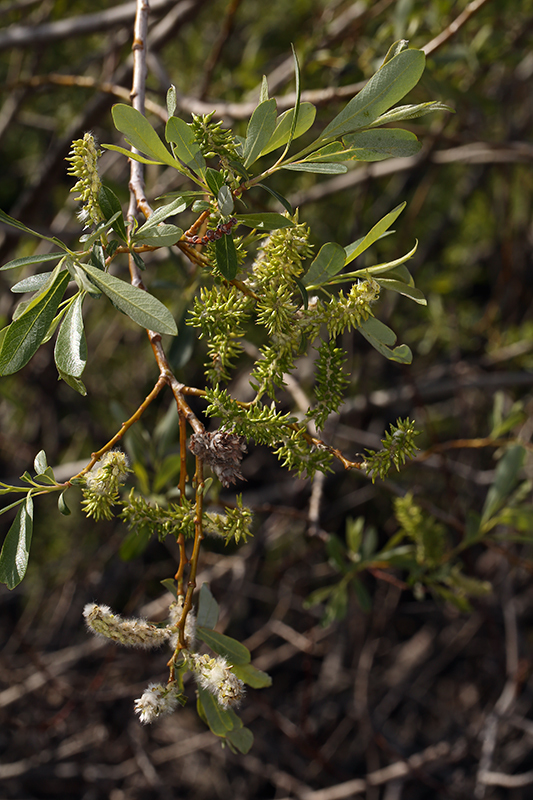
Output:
[83, 603, 170, 649]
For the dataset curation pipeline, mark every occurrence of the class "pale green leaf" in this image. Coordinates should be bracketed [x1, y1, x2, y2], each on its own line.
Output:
[111, 104, 181, 167]
[321, 49, 426, 140]
[54, 293, 87, 377]
[133, 222, 183, 247]
[78, 263, 177, 335]
[345, 203, 406, 265]
[102, 143, 168, 165]
[376, 278, 426, 304]
[0, 269, 70, 375]
[260, 103, 316, 156]
[359, 318, 412, 363]
[33, 450, 48, 474]
[1, 252, 64, 272]
[11, 273, 51, 294]
[243, 98, 278, 167]
[227, 726, 254, 754]
[369, 101, 454, 127]
[282, 162, 348, 174]
[342, 128, 421, 161]
[165, 116, 206, 177]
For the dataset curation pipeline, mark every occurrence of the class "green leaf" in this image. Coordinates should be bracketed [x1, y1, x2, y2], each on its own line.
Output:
[282, 162, 348, 174]
[147, 198, 189, 225]
[227, 726, 254, 754]
[231, 663, 272, 689]
[255, 183, 293, 214]
[347, 241, 417, 279]
[380, 39, 410, 66]
[102, 143, 167, 165]
[205, 167, 225, 196]
[235, 212, 295, 230]
[58, 490, 71, 516]
[359, 318, 412, 363]
[54, 293, 87, 378]
[218, 185, 234, 216]
[1, 252, 64, 272]
[57, 369, 87, 395]
[0, 269, 70, 376]
[196, 627, 251, 665]
[112, 104, 181, 168]
[11, 273, 51, 294]
[345, 203, 406, 265]
[133, 222, 183, 247]
[243, 98, 278, 168]
[153, 454, 182, 494]
[346, 516, 364, 554]
[481, 446, 526, 525]
[98, 185, 127, 241]
[260, 103, 316, 156]
[161, 578, 178, 599]
[369, 101, 454, 127]
[0, 493, 33, 589]
[303, 242, 346, 288]
[342, 128, 421, 161]
[320, 48, 425, 139]
[376, 277, 426, 304]
[215, 235, 238, 280]
[197, 583, 220, 629]
[165, 116, 206, 178]
[78, 263, 177, 335]
[33, 450, 48, 474]
[0, 209, 69, 250]
[259, 75, 269, 102]
[322, 582, 348, 626]
[196, 687, 241, 735]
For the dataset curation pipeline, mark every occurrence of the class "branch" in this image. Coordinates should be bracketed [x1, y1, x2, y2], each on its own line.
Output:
[0, 0, 188, 51]
[423, 0, 492, 57]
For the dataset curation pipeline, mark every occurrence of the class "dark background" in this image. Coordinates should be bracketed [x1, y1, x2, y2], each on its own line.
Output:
[1, 1, 533, 798]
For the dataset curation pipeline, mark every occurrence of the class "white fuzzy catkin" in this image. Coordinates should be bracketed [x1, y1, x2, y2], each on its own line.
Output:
[134, 682, 181, 724]
[83, 603, 170, 649]
[190, 653, 245, 708]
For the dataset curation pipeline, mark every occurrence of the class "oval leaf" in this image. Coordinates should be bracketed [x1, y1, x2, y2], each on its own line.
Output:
[321, 49, 425, 139]
[343, 128, 421, 161]
[0, 493, 33, 589]
[196, 627, 251, 665]
[0, 269, 70, 376]
[78, 263, 177, 336]
[303, 242, 346, 288]
[112, 104, 180, 167]
[243, 98, 278, 168]
[196, 686, 240, 735]
[231, 663, 272, 689]
[133, 223, 183, 247]
[227, 726, 254, 754]
[54, 293, 87, 377]
[11, 273, 51, 294]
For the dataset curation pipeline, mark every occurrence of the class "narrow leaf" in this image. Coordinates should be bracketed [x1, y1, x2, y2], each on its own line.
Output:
[11, 273, 51, 294]
[235, 213, 294, 230]
[256, 183, 293, 214]
[243, 98, 278, 167]
[321, 49, 425, 139]
[57, 369, 87, 395]
[342, 128, 421, 161]
[359, 318, 412, 363]
[282, 162, 348, 174]
[0, 493, 33, 589]
[481, 446, 526, 524]
[54, 293, 87, 377]
[259, 75, 269, 102]
[1, 252, 63, 272]
[78, 263, 177, 336]
[102, 143, 168, 165]
[369, 101, 454, 127]
[215, 235, 238, 280]
[303, 242, 346, 288]
[345, 203, 406, 265]
[58, 490, 71, 516]
[165, 116, 206, 178]
[0, 269, 70, 375]
[376, 278, 426, 304]
[111, 104, 180, 167]
[196, 627, 251, 665]
[0, 208, 69, 248]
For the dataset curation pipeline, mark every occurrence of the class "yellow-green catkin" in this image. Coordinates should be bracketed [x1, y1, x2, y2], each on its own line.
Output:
[66, 132, 104, 228]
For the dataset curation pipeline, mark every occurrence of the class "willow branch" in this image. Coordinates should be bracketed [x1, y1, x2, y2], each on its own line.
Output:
[423, 0, 492, 57]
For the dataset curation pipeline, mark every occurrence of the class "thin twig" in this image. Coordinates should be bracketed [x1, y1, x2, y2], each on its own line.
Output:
[423, 0, 492, 57]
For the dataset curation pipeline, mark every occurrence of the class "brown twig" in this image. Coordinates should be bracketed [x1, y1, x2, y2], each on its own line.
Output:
[423, 0, 492, 57]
